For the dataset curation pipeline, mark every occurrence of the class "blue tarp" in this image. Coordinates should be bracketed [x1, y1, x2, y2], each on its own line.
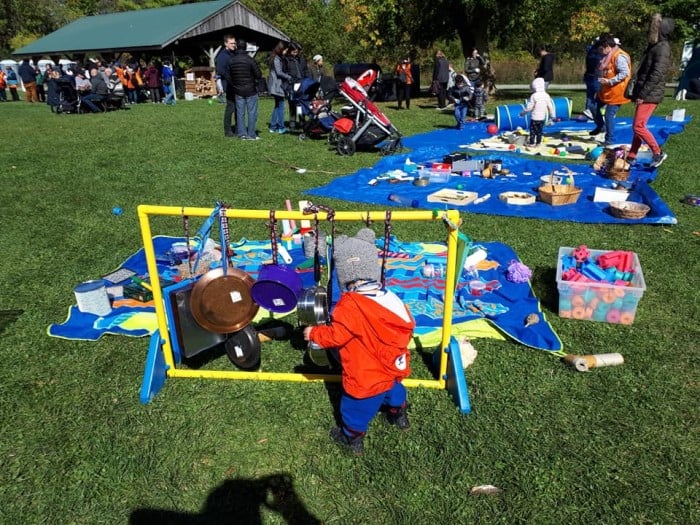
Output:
[307, 116, 689, 224]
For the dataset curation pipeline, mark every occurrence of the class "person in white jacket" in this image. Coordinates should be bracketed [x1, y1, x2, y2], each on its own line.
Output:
[520, 77, 555, 147]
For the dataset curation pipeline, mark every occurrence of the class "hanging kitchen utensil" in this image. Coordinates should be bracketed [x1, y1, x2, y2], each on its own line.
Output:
[251, 210, 303, 313]
[225, 324, 261, 370]
[190, 203, 259, 334]
[296, 212, 329, 326]
[300, 203, 336, 367]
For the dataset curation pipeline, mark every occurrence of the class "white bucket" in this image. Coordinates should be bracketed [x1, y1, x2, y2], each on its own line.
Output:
[74, 280, 112, 316]
[184, 92, 195, 101]
[672, 108, 685, 121]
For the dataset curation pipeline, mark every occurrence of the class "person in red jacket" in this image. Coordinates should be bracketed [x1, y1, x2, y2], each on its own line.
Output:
[304, 228, 415, 455]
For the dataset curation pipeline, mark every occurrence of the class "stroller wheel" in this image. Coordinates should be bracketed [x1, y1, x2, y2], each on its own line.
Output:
[337, 136, 356, 156]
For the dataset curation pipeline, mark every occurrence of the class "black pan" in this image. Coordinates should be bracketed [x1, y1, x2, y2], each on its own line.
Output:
[225, 325, 261, 370]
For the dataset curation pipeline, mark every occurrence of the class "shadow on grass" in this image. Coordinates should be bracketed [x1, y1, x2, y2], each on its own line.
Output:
[130, 473, 321, 524]
[530, 265, 559, 313]
[0, 309, 23, 335]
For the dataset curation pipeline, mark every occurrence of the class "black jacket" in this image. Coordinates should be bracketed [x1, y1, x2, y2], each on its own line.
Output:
[284, 56, 309, 83]
[633, 17, 675, 103]
[536, 53, 555, 82]
[90, 74, 109, 96]
[226, 50, 262, 97]
[433, 57, 449, 82]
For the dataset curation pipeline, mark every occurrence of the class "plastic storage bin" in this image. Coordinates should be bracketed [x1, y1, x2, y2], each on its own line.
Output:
[555, 247, 646, 324]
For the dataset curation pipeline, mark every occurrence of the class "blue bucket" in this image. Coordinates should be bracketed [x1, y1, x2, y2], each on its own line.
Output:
[495, 103, 529, 132]
[552, 97, 572, 120]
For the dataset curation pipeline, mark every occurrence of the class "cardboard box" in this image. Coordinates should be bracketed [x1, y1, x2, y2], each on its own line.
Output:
[556, 247, 646, 324]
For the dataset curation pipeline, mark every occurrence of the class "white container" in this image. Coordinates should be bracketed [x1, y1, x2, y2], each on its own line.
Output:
[184, 92, 195, 101]
[672, 108, 686, 121]
[593, 186, 630, 203]
[74, 280, 112, 316]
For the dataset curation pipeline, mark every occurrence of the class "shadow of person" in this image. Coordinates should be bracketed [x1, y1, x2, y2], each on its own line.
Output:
[129, 473, 321, 525]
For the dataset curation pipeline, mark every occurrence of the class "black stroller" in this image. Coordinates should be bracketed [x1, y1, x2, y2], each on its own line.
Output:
[54, 75, 81, 114]
[293, 77, 339, 140]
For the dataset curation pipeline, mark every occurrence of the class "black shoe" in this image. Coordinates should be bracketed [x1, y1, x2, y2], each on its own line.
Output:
[330, 427, 364, 456]
[385, 405, 410, 430]
[650, 151, 667, 168]
[589, 127, 603, 136]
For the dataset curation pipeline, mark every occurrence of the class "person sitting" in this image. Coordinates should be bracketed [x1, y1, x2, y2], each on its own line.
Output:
[105, 67, 125, 108]
[74, 69, 92, 95]
[81, 67, 109, 112]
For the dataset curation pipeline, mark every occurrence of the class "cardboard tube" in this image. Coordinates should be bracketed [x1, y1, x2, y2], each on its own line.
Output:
[563, 353, 623, 372]
[593, 353, 624, 368]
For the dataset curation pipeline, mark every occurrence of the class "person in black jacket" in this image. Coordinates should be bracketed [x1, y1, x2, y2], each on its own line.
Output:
[283, 42, 309, 130]
[218, 35, 237, 135]
[534, 45, 555, 88]
[432, 50, 450, 108]
[627, 14, 675, 168]
[227, 39, 263, 140]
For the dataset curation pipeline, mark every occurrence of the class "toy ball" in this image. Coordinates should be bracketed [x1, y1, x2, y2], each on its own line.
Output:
[112, 206, 123, 216]
[456, 184, 463, 190]
[559, 151, 567, 156]
[509, 144, 516, 150]
[589, 146, 604, 161]
[208, 99, 214, 105]
[486, 124, 498, 135]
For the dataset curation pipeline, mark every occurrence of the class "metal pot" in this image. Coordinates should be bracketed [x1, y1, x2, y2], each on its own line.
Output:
[189, 266, 259, 334]
[225, 325, 261, 370]
[251, 263, 303, 313]
[297, 284, 329, 326]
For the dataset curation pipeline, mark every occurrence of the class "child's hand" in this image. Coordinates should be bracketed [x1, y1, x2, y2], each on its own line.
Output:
[303, 326, 313, 341]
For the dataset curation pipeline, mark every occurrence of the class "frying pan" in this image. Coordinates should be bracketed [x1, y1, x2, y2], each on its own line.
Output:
[189, 205, 259, 333]
[189, 266, 259, 333]
[225, 325, 261, 370]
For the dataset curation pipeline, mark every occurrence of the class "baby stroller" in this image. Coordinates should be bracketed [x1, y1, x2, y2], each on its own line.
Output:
[292, 77, 339, 140]
[54, 75, 80, 114]
[330, 75, 402, 156]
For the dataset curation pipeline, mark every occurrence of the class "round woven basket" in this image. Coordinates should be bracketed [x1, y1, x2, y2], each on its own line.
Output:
[609, 201, 650, 219]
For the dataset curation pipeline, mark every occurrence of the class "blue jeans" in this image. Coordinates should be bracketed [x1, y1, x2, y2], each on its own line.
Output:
[163, 83, 175, 105]
[584, 76, 599, 113]
[270, 95, 286, 130]
[235, 94, 258, 138]
[594, 101, 620, 144]
[81, 93, 105, 112]
[454, 103, 468, 126]
[340, 381, 407, 433]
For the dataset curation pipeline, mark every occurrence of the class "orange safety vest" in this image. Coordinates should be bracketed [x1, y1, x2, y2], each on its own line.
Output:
[395, 63, 413, 84]
[0, 70, 6, 89]
[599, 48, 632, 105]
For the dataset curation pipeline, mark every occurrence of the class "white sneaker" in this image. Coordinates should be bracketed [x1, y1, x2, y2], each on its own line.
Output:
[582, 109, 594, 120]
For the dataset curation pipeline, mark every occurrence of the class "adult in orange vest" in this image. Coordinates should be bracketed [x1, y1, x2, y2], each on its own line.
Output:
[394, 58, 413, 109]
[590, 33, 632, 146]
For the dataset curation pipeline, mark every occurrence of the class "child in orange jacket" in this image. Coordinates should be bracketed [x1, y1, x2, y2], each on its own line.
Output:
[304, 228, 415, 455]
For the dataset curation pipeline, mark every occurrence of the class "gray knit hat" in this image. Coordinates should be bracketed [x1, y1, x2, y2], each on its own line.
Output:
[333, 228, 380, 288]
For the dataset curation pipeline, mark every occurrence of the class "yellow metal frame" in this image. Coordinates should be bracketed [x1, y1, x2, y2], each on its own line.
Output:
[137, 205, 461, 391]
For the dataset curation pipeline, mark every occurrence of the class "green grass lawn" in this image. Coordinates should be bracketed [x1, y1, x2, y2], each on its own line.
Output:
[0, 91, 698, 524]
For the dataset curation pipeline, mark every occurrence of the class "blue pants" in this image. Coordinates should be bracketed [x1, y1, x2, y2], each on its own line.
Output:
[235, 94, 258, 138]
[341, 381, 406, 434]
[584, 76, 599, 113]
[454, 103, 468, 126]
[270, 95, 286, 130]
[81, 93, 105, 112]
[594, 101, 620, 144]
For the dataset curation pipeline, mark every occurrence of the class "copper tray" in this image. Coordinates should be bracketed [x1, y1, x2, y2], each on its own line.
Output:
[189, 266, 259, 333]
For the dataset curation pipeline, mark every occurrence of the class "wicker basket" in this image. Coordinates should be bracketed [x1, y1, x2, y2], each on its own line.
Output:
[606, 156, 631, 181]
[609, 201, 650, 219]
[538, 168, 582, 206]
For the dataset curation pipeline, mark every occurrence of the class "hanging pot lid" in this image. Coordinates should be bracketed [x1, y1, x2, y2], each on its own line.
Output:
[225, 325, 261, 370]
[190, 266, 259, 333]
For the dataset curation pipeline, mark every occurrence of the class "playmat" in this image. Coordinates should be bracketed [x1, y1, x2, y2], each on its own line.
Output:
[306, 115, 688, 224]
[48, 235, 563, 354]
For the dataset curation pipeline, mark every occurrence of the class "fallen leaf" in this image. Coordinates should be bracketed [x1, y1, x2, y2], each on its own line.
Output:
[257, 438, 268, 445]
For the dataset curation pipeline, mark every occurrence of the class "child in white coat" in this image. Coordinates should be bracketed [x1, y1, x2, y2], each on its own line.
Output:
[520, 77, 556, 146]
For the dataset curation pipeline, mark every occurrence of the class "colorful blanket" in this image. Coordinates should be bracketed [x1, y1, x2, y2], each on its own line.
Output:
[48, 235, 562, 353]
[306, 116, 689, 224]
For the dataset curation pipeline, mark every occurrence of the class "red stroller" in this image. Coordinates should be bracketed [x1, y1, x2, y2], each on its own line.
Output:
[330, 75, 402, 156]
